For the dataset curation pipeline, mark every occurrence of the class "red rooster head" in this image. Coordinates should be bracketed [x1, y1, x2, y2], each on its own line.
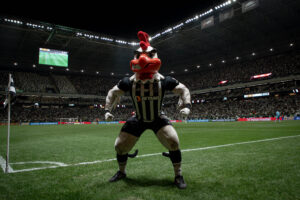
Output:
[130, 31, 161, 80]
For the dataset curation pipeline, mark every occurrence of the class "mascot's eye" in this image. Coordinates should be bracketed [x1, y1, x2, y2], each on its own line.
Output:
[148, 50, 157, 58]
[135, 53, 140, 59]
[149, 52, 154, 58]
[134, 50, 140, 59]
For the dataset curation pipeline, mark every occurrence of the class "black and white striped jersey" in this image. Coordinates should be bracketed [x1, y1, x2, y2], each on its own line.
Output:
[117, 74, 179, 122]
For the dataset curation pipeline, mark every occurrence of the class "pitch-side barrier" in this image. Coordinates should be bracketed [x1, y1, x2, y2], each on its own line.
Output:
[1, 117, 299, 126]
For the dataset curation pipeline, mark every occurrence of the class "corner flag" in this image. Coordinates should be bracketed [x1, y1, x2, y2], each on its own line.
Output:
[5, 74, 16, 173]
[3, 74, 16, 109]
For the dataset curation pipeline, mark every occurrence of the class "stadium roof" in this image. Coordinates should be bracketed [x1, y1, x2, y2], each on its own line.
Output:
[0, 1, 222, 40]
[0, 0, 299, 76]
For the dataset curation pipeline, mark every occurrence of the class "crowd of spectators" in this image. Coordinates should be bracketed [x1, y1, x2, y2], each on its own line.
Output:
[14, 72, 54, 93]
[1, 93, 298, 123]
[52, 75, 77, 94]
[67, 75, 118, 96]
[175, 95, 299, 120]
[175, 52, 300, 91]
[1, 50, 300, 122]
[0, 51, 299, 95]
[1, 78, 299, 122]
[0, 105, 133, 123]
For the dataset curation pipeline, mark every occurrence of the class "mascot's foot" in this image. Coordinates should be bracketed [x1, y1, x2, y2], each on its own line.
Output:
[109, 170, 127, 182]
[174, 175, 187, 189]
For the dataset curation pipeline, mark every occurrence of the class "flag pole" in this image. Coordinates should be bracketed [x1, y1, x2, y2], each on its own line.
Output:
[5, 74, 11, 173]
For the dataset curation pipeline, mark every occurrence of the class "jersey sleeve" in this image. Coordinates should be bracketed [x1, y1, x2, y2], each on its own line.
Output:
[164, 76, 180, 91]
[117, 77, 131, 92]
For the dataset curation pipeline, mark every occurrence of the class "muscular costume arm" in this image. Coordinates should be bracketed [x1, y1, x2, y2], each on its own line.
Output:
[172, 83, 191, 109]
[105, 85, 125, 112]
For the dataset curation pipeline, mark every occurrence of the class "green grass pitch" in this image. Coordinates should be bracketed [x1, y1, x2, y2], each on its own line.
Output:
[39, 51, 68, 67]
[1, 121, 300, 200]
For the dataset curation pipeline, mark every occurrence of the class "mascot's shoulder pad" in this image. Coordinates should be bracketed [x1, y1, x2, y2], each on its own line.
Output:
[118, 77, 131, 92]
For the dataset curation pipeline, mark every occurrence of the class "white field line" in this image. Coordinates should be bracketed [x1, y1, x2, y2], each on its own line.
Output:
[6, 134, 300, 174]
[0, 156, 14, 173]
[11, 161, 68, 166]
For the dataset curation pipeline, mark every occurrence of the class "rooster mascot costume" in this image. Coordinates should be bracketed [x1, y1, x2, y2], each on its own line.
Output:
[105, 31, 191, 189]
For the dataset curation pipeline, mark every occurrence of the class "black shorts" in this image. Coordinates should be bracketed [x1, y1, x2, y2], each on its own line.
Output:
[121, 115, 172, 137]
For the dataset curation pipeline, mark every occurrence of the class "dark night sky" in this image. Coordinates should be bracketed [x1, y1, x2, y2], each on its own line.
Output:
[1, 1, 222, 39]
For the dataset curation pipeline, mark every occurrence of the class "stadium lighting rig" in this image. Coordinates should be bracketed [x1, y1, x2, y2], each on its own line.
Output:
[83, 33, 99, 40]
[199, 9, 214, 17]
[128, 42, 139, 46]
[150, 0, 238, 41]
[76, 33, 137, 46]
[115, 40, 127, 44]
[1, 0, 240, 46]
[2, 0, 273, 77]
[4, 18, 22, 24]
[3, 17, 53, 31]
[26, 23, 44, 29]
[185, 9, 213, 24]
[150, 33, 161, 40]
[173, 23, 184, 30]
[1, 17, 137, 47]
[161, 28, 173, 35]
[100, 37, 114, 42]
[215, 0, 236, 10]
[26, 22, 53, 31]
[185, 15, 199, 24]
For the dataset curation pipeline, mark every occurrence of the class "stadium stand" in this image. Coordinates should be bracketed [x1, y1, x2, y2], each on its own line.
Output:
[175, 52, 300, 91]
[1, 50, 299, 123]
[67, 75, 119, 96]
[1, 0, 300, 124]
[52, 75, 78, 94]
[14, 72, 55, 93]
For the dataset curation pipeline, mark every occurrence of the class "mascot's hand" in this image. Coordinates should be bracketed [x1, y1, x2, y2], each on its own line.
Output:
[105, 112, 114, 121]
[180, 107, 190, 118]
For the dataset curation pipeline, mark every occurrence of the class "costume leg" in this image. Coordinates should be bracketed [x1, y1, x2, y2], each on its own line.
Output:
[156, 125, 182, 176]
[114, 131, 139, 173]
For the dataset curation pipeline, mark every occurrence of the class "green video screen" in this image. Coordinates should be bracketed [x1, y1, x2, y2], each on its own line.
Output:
[39, 48, 68, 67]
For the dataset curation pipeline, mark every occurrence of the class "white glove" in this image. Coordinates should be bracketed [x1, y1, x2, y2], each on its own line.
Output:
[177, 97, 184, 109]
[180, 107, 190, 118]
[105, 112, 114, 121]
